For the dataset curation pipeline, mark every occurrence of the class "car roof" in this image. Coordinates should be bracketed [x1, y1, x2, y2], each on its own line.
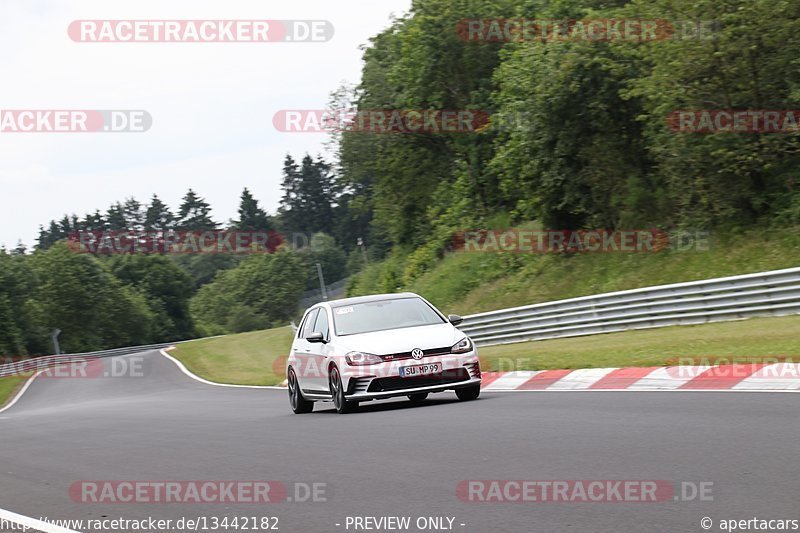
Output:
[315, 292, 421, 309]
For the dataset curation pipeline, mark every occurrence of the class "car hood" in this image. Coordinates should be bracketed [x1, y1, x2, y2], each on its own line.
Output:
[336, 323, 465, 355]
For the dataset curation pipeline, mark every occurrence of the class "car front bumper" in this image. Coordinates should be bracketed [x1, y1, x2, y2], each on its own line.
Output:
[342, 353, 481, 401]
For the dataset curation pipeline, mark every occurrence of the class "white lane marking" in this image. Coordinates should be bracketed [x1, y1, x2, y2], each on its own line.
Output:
[547, 368, 618, 390]
[0, 369, 45, 415]
[159, 349, 285, 390]
[0, 506, 81, 533]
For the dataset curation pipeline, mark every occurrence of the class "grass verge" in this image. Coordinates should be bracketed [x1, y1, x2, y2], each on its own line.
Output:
[168, 315, 800, 386]
[478, 315, 800, 371]
[0, 376, 28, 409]
[170, 326, 294, 386]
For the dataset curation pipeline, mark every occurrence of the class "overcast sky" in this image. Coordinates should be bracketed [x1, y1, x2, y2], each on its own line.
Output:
[0, 0, 412, 249]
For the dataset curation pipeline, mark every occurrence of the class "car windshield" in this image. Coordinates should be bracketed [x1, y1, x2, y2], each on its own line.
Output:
[332, 297, 445, 336]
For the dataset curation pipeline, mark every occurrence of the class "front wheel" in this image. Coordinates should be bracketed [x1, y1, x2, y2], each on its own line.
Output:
[455, 383, 481, 401]
[329, 366, 357, 414]
[288, 368, 314, 414]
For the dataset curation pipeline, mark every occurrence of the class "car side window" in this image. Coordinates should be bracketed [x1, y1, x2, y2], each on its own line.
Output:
[300, 308, 319, 339]
[313, 308, 330, 340]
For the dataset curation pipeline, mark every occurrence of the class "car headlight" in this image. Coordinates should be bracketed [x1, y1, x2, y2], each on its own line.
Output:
[451, 337, 473, 354]
[345, 351, 383, 366]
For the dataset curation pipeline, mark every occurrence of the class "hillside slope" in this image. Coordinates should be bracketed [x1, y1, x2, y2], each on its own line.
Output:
[348, 228, 800, 315]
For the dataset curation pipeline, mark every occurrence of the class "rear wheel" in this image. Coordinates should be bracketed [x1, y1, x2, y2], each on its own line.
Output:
[408, 393, 429, 402]
[288, 368, 313, 414]
[455, 383, 481, 401]
[329, 366, 357, 414]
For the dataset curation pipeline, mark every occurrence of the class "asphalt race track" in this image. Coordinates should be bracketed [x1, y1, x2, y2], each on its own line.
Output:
[1, 350, 798, 533]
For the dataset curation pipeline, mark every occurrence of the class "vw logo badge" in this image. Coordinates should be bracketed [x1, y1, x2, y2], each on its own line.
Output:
[411, 348, 424, 360]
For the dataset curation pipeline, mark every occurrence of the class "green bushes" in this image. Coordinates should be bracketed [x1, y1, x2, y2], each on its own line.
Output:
[190, 251, 307, 335]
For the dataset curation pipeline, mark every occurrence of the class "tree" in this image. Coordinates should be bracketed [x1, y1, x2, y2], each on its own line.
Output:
[298, 233, 348, 290]
[29, 243, 155, 352]
[105, 202, 128, 231]
[144, 194, 174, 231]
[0, 251, 44, 355]
[122, 197, 145, 231]
[277, 155, 302, 232]
[176, 189, 218, 231]
[190, 251, 306, 334]
[109, 254, 195, 340]
[233, 188, 272, 231]
[81, 210, 105, 232]
[278, 154, 337, 236]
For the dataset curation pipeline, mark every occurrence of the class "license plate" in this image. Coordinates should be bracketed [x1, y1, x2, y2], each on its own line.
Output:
[400, 363, 441, 378]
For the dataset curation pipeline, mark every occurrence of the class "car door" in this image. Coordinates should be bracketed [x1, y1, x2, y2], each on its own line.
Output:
[293, 308, 319, 390]
[305, 307, 332, 393]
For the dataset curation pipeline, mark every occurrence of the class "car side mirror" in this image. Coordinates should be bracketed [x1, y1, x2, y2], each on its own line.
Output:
[448, 314, 463, 326]
[306, 332, 326, 343]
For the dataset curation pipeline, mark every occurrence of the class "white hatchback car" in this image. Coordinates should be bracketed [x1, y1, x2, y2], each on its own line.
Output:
[286, 292, 482, 414]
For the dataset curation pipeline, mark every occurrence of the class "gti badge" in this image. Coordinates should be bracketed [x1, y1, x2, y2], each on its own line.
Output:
[411, 348, 424, 360]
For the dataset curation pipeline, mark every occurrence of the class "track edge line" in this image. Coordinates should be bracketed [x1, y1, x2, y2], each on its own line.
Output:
[159, 348, 285, 390]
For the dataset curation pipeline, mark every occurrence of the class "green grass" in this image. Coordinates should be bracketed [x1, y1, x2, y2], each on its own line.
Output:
[478, 315, 800, 371]
[349, 227, 800, 316]
[170, 326, 294, 386]
[168, 315, 800, 387]
[0, 376, 28, 409]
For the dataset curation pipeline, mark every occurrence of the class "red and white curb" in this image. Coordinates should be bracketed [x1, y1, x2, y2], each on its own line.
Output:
[480, 364, 800, 392]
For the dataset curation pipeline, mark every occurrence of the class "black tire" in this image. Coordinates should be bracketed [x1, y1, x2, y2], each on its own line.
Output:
[288, 368, 314, 414]
[455, 383, 481, 401]
[408, 393, 429, 402]
[329, 366, 357, 414]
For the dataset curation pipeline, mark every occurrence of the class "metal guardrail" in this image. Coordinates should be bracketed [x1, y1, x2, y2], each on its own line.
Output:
[0, 342, 177, 378]
[459, 267, 800, 347]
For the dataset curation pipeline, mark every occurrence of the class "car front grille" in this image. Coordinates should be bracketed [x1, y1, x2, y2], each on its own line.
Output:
[367, 367, 470, 393]
[380, 346, 451, 362]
